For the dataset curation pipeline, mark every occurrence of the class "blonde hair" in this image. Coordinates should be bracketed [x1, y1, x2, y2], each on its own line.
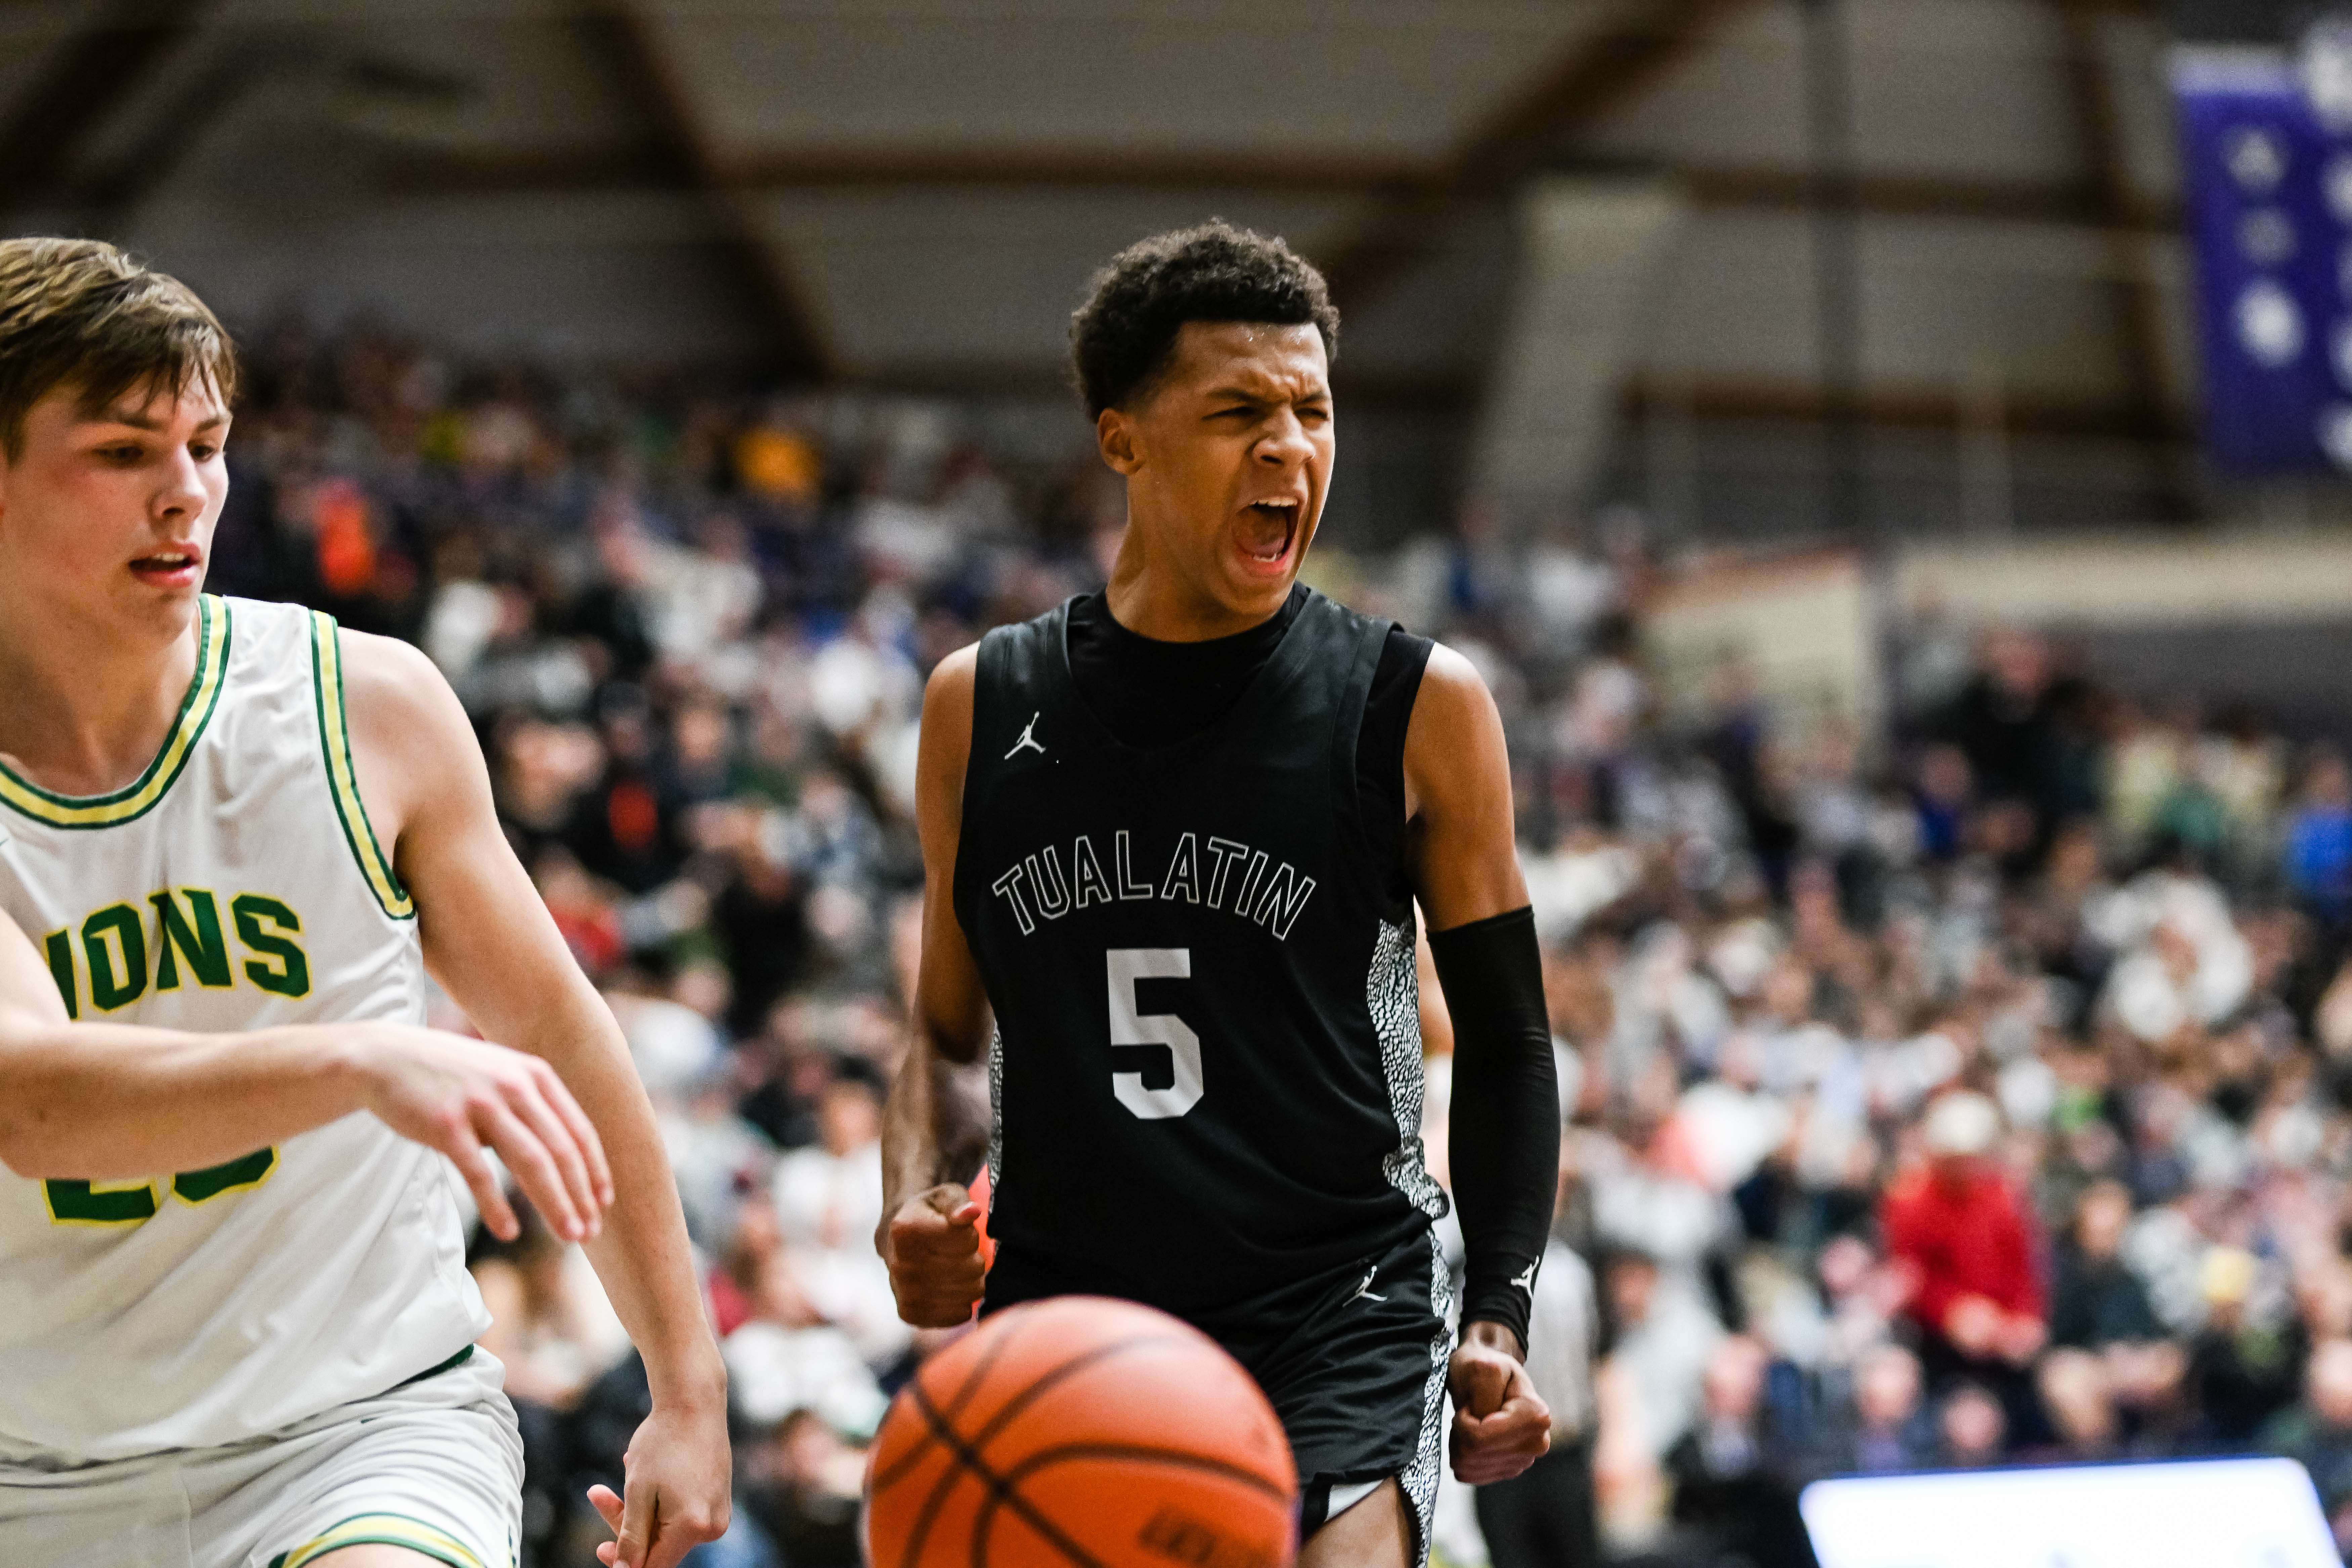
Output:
[0, 237, 236, 458]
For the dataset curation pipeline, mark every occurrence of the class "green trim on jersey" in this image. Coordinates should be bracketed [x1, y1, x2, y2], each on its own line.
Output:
[0, 595, 229, 829]
[392, 1343, 477, 1390]
[307, 610, 416, 921]
[271, 1511, 493, 1568]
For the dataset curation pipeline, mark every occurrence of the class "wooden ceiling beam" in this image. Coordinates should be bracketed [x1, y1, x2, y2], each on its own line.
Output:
[1621, 375, 2183, 442]
[73, 40, 294, 225]
[718, 146, 1426, 195]
[377, 144, 680, 197]
[1316, 0, 1769, 314]
[573, 0, 831, 382]
[0, 0, 210, 215]
[374, 144, 2184, 238]
[2048, 0, 2194, 493]
[1679, 164, 2179, 234]
[378, 141, 1429, 197]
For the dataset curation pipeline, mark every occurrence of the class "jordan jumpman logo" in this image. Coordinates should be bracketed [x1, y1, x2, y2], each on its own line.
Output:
[1005, 712, 1045, 759]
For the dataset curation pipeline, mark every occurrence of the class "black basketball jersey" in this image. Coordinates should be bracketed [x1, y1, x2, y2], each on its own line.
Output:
[953, 587, 1446, 1332]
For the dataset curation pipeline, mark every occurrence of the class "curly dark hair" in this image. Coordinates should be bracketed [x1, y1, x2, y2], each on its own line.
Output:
[1068, 220, 1338, 417]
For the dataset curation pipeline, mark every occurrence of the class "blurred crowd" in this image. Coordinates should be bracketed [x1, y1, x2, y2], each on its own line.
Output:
[222, 323, 2352, 1568]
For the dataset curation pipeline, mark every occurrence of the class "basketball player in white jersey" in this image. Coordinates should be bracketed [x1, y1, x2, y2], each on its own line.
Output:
[0, 241, 728, 1567]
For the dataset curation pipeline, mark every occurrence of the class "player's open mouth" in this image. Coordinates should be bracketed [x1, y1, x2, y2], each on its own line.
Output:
[1236, 500, 1299, 575]
[129, 548, 204, 586]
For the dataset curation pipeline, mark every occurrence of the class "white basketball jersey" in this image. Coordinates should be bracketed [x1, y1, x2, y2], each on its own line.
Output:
[0, 595, 487, 1462]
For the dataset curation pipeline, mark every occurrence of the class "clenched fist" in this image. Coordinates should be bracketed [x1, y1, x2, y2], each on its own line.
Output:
[881, 1183, 988, 1328]
[1449, 1322, 1552, 1485]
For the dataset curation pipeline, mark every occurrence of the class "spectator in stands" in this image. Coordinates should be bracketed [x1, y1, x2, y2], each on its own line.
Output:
[2189, 1245, 2305, 1446]
[1665, 1336, 1813, 1568]
[1813, 1343, 1933, 1476]
[772, 1067, 886, 1253]
[2264, 1339, 2352, 1551]
[565, 685, 678, 895]
[1911, 745, 1974, 865]
[2030, 1348, 2123, 1463]
[2288, 751, 2352, 937]
[720, 1245, 888, 1437]
[1598, 1244, 1724, 1469]
[2048, 1179, 2166, 1352]
[1881, 1093, 2046, 1406]
[770, 1067, 906, 1370]
[1936, 1382, 2009, 1467]
[1932, 627, 2065, 831]
[741, 1408, 868, 1568]
[703, 801, 813, 1039]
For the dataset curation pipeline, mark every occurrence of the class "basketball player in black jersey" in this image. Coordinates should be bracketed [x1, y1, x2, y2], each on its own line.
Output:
[880, 223, 1560, 1567]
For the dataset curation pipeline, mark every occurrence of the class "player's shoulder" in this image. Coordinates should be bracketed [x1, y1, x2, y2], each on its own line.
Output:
[923, 640, 980, 719]
[977, 597, 1071, 665]
[333, 629, 481, 792]
[918, 599, 1078, 796]
[334, 626, 463, 728]
[217, 597, 463, 746]
[916, 642, 981, 796]
[1411, 641, 1500, 731]
[931, 598, 1075, 714]
[1399, 638, 1509, 821]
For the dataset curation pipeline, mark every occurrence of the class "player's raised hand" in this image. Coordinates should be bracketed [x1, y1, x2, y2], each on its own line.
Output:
[883, 1183, 987, 1327]
[350, 1022, 614, 1243]
[1447, 1326, 1552, 1485]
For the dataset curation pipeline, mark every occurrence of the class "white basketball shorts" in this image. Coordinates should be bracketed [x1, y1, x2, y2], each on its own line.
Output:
[0, 1346, 523, 1568]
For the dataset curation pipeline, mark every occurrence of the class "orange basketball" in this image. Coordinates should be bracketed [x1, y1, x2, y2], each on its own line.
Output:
[865, 1296, 1298, 1568]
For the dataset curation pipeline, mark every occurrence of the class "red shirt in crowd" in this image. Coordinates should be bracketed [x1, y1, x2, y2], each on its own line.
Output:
[1879, 1159, 2044, 1336]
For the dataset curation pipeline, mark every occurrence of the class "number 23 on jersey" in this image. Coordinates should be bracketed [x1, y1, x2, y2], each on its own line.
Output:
[44, 1148, 278, 1227]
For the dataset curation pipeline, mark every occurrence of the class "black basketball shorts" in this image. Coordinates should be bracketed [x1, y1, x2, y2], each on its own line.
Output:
[1206, 1226, 1451, 1568]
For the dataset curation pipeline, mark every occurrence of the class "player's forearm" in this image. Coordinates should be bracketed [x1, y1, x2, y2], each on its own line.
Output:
[530, 1003, 726, 1408]
[1430, 906, 1559, 1348]
[0, 1015, 370, 1178]
[580, 1155, 726, 1409]
[887, 1016, 994, 1204]
[883, 1024, 952, 1217]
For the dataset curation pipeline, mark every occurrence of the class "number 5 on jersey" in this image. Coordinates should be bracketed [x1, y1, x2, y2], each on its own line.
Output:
[1108, 947, 1201, 1119]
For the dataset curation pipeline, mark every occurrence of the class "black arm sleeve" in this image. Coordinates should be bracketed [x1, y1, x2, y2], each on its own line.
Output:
[1429, 904, 1559, 1351]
